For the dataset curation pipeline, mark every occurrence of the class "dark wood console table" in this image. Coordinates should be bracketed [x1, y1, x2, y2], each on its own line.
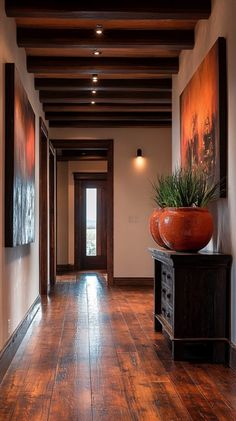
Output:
[149, 248, 232, 362]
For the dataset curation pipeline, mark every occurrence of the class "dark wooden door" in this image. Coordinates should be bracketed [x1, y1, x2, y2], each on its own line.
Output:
[75, 174, 107, 271]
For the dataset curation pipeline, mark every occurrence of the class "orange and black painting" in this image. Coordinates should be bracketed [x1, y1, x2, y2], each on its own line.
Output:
[5, 64, 35, 247]
[180, 38, 227, 194]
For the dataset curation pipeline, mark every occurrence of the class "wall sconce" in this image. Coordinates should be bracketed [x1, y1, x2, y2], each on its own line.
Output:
[134, 147, 145, 169]
[136, 148, 143, 158]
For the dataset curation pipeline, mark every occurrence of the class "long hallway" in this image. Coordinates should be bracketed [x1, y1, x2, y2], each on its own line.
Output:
[0, 274, 236, 420]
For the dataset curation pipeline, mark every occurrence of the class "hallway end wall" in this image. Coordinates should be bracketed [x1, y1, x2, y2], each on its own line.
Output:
[50, 127, 172, 278]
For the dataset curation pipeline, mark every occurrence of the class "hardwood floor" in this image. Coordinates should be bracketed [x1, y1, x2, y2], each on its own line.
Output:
[0, 273, 236, 420]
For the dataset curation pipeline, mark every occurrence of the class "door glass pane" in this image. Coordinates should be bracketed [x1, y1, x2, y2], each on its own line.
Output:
[86, 188, 97, 256]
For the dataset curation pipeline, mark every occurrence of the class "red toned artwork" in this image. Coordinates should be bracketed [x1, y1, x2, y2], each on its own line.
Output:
[180, 38, 227, 196]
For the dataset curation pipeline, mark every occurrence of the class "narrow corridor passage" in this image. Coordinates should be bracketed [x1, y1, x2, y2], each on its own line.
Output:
[0, 274, 236, 420]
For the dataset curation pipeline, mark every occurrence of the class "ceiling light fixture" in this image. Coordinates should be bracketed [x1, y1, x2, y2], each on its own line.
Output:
[93, 49, 102, 56]
[92, 74, 98, 83]
[95, 24, 103, 35]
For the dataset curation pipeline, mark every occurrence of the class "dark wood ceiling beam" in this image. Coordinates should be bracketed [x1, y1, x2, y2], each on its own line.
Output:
[17, 28, 194, 50]
[35, 78, 172, 92]
[27, 56, 179, 74]
[49, 120, 171, 128]
[39, 90, 171, 102]
[13, 18, 199, 31]
[42, 99, 171, 105]
[5, 1, 211, 20]
[43, 104, 172, 112]
[45, 111, 171, 121]
[51, 139, 112, 149]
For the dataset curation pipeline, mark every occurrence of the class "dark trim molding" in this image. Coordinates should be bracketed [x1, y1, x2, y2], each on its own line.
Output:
[39, 117, 49, 295]
[49, 145, 56, 287]
[73, 172, 107, 181]
[113, 277, 153, 287]
[56, 264, 75, 274]
[230, 342, 236, 371]
[0, 296, 41, 384]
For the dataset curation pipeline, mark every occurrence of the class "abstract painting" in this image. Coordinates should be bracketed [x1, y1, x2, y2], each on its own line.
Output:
[180, 38, 227, 196]
[5, 63, 35, 247]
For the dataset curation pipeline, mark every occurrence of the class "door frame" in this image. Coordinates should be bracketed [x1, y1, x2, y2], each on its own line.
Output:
[49, 142, 56, 286]
[39, 118, 56, 294]
[39, 117, 49, 294]
[51, 138, 114, 285]
[74, 172, 107, 271]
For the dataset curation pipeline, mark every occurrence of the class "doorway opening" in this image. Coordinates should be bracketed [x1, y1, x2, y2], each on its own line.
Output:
[52, 139, 113, 285]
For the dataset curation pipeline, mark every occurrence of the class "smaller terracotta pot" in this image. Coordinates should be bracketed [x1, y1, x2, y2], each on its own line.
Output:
[159, 207, 213, 252]
[149, 208, 168, 248]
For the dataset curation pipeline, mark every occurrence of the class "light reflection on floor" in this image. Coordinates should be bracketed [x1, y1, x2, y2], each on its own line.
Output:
[56, 272, 108, 360]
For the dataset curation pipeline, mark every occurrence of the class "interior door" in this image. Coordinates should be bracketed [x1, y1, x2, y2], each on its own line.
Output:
[75, 174, 107, 271]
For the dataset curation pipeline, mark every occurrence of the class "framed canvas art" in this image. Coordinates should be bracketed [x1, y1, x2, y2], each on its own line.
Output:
[180, 37, 227, 196]
[5, 63, 35, 247]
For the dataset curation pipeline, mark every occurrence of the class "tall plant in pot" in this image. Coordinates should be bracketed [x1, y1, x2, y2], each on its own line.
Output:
[152, 167, 221, 252]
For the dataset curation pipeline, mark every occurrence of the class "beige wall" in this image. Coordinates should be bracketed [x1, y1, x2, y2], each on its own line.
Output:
[0, 1, 46, 350]
[172, 0, 236, 344]
[50, 128, 172, 278]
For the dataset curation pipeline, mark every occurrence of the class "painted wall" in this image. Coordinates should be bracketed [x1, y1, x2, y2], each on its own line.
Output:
[172, 0, 236, 344]
[50, 128, 172, 278]
[0, 1, 46, 350]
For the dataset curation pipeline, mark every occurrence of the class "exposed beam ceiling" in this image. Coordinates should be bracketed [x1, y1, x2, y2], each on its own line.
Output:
[5, 0, 211, 128]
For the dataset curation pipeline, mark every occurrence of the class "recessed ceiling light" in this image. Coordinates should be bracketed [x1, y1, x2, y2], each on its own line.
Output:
[93, 49, 102, 56]
[95, 25, 103, 35]
[92, 74, 98, 83]
[92, 90, 97, 94]
[91, 101, 96, 105]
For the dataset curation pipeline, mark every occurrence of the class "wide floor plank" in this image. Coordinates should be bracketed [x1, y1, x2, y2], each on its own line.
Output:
[0, 273, 236, 421]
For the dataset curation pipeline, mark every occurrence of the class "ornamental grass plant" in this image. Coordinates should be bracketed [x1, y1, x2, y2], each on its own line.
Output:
[152, 167, 221, 209]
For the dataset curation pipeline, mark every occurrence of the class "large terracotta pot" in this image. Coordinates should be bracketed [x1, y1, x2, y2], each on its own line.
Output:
[159, 207, 213, 252]
[149, 208, 168, 248]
